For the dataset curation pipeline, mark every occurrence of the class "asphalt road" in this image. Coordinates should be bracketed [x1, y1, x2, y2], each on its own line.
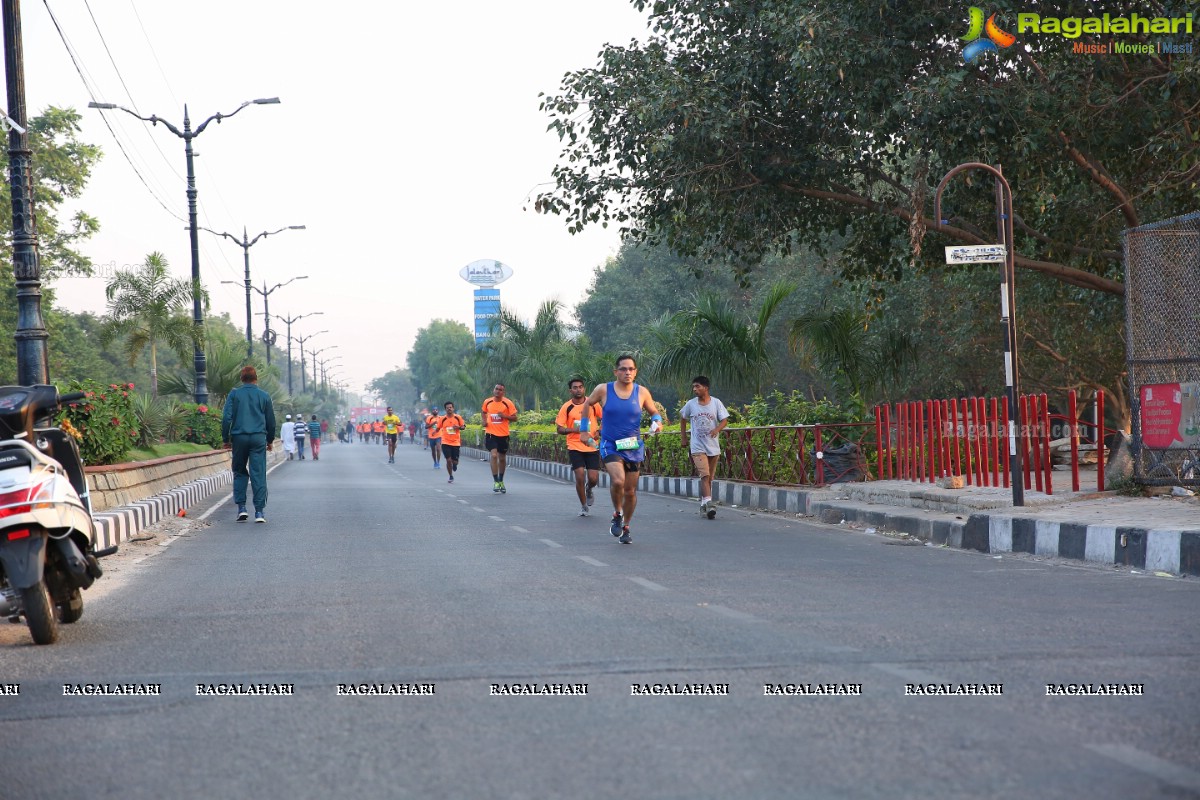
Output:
[1, 437, 1198, 799]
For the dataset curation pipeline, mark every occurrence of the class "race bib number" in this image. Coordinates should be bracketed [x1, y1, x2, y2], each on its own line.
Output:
[615, 436, 640, 451]
[490, 413, 502, 423]
[572, 419, 581, 429]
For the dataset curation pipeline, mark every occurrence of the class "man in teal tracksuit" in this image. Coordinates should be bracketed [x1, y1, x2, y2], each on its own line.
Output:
[222, 366, 277, 523]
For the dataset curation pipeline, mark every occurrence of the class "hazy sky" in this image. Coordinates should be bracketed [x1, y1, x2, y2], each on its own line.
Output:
[23, 1, 649, 394]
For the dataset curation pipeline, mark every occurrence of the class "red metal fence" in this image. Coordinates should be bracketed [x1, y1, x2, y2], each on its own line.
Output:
[875, 389, 1110, 495]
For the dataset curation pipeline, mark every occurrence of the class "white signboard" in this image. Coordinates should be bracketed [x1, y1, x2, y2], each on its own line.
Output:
[945, 245, 1006, 264]
[460, 259, 514, 287]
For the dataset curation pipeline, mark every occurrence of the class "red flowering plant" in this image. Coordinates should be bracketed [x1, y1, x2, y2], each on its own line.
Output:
[180, 402, 223, 447]
[55, 380, 139, 465]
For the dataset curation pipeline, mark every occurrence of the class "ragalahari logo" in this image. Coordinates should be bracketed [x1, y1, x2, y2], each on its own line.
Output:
[961, 7, 1017, 62]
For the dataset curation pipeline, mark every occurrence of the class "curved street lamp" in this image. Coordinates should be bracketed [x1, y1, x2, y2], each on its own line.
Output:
[206, 224, 305, 359]
[88, 97, 280, 403]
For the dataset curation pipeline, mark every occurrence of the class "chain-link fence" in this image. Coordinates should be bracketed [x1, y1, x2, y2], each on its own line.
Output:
[1122, 211, 1200, 486]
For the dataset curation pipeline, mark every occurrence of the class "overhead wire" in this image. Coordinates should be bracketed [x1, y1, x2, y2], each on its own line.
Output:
[42, 0, 246, 308]
[40, 0, 185, 224]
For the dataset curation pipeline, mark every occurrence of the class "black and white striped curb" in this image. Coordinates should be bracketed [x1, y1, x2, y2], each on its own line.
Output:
[92, 470, 233, 551]
[468, 449, 1200, 576]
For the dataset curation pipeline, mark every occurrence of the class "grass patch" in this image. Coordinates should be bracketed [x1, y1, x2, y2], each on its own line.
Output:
[125, 442, 217, 462]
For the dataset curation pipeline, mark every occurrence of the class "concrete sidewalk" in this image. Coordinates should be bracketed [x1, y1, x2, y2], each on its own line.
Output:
[468, 448, 1200, 577]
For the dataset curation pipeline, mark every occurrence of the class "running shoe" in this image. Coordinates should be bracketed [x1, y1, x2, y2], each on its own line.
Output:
[499, 482, 506, 494]
[254, 511, 266, 524]
[586, 484, 594, 506]
[236, 505, 248, 522]
[619, 526, 632, 544]
[493, 481, 501, 493]
[448, 476, 454, 483]
[580, 506, 588, 517]
[610, 513, 623, 537]
[453, 462, 458, 472]
[706, 502, 716, 520]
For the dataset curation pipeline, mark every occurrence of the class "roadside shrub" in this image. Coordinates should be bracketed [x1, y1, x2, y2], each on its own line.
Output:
[180, 402, 222, 447]
[740, 390, 863, 426]
[56, 380, 138, 466]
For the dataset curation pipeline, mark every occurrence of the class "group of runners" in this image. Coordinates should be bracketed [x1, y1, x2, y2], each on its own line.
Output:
[355, 417, 417, 449]
[371, 356, 729, 545]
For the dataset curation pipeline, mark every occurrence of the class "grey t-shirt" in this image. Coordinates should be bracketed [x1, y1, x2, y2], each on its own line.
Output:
[680, 396, 729, 456]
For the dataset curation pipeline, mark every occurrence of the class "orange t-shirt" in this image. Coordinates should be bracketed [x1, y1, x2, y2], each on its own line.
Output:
[438, 413, 466, 446]
[372, 422, 385, 434]
[482, 397, 518, 436]
[555, 399, 601, 452]
[425, 414, 441, 440]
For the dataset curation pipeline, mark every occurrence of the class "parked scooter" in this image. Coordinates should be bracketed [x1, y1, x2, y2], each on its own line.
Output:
[0, 385, 116, 644]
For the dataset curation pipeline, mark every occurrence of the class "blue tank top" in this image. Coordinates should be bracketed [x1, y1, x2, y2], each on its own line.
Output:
[599, 382, 644, 461]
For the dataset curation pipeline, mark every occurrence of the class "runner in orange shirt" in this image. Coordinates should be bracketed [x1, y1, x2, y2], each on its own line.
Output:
[425, 409, 442, 470]
[556, 377, 603, 516]
[437, 402, 467, 484]
[482, 383, 519, 493]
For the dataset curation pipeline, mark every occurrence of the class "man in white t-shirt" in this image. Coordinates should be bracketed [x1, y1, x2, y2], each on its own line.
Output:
[679, 375, 729, 519]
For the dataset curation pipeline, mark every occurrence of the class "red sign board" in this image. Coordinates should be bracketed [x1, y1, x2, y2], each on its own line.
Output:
[1140, 383, 1200, 449]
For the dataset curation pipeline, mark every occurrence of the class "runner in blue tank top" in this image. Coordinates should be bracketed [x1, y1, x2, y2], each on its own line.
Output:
[580, 354, 666, 544]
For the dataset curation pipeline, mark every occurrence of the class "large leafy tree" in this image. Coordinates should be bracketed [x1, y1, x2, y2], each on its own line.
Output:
[406, 320, 476, 401]
[98, 252, 199, 397]
[367, 368, 418, 412]
[538, 0, 1198, 297]
[0, 107, 102, 381]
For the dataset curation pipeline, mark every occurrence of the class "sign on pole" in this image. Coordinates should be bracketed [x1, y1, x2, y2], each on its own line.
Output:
[944, 244, 1007, 264]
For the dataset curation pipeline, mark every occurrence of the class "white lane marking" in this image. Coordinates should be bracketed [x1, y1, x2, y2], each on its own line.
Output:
[1085, 744, 1200, 793]
[539, 539, 562, 548]
[199, 461, 281, 522]
[707, 604, 758, 622]
[446, 493, 456, 498]
[628, 577, 668, 592]
[471, 507, 486, 513]
[869, 663, 943, 683]
[488, 516, 505, 522]
[575, 556, 608, 567]
[512, 526, 531, 534]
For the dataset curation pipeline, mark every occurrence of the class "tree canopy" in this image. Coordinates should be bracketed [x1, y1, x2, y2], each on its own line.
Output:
[538, 0, 1198, 297]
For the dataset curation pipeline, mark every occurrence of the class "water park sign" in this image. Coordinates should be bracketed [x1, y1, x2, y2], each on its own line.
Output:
[460, 259, 514, 288]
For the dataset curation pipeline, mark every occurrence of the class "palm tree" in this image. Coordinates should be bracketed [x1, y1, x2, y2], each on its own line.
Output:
[485, 300, 569, 410]
[647, 279, 796, 396]
[788, 303, 915, 408]
[98, 252, 200, 397]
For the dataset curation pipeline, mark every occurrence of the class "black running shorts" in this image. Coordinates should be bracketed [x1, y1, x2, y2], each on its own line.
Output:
[568, 450, 601, 471]
[485, 434, 510, 454]
[441, 444, 460, 462]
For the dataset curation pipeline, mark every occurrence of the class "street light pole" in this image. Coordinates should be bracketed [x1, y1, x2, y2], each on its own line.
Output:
[268, 312, 321, 395]
[4, 0, 47, 385]
[295, 330, 327, 395]
[233, 276, 307, 366]
[205, 224, 305, 360]
[88, 96, 280, 404]
[310, 345, 338, 391]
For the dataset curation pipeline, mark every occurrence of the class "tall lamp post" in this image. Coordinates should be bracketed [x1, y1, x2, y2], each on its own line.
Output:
[205, 224, 305, 359]
[319, 356, 343, 391]
[4, 0, 47, 385]
[268, 311, 321, 394]
[295, 330, 327, 394]
[88, 96, 280, 404]
[310, 345, 338, 390]
[235, 276, 308, 365]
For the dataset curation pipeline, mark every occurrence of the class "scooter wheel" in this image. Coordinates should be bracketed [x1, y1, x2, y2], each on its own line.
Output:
[21, 581, 58, 645]
[59, 588, 84, 624]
